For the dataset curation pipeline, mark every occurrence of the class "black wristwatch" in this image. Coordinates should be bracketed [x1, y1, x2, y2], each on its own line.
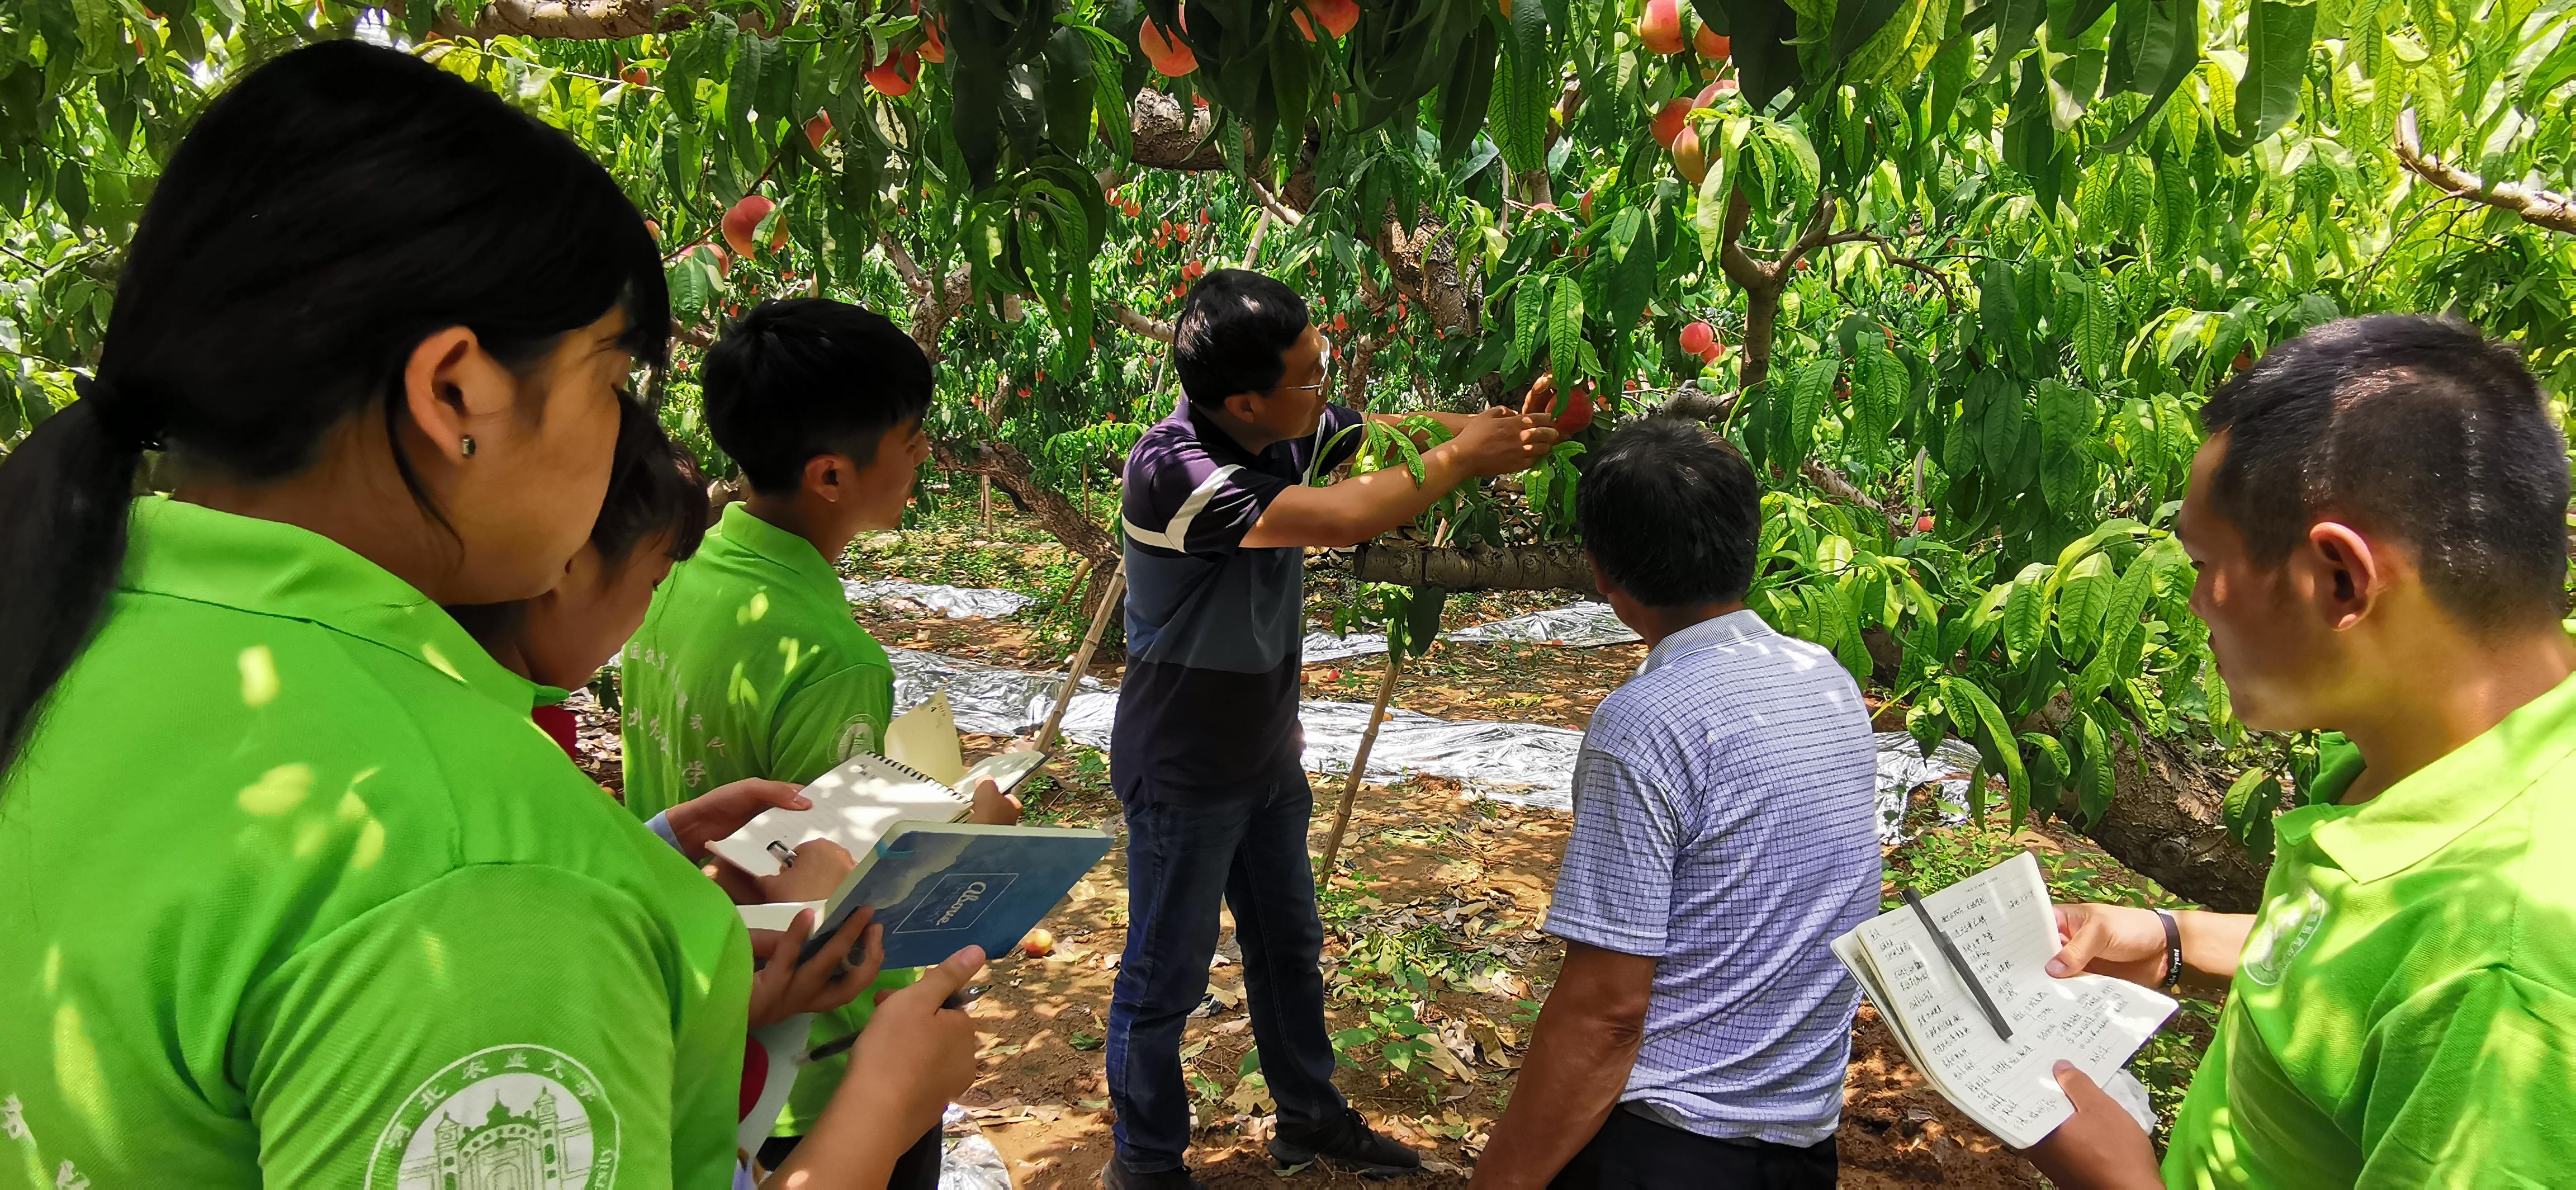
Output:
[2153, 908, 2184, 991]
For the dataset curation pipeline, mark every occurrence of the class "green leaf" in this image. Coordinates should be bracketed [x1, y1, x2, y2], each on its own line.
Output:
[70, 0, 122, 70]
[2021, 730, 2072, 819]
[2222, 767, 2283, 856]
[2077, 280, 2119, 381]
[671, 253, 713, 323]
[2035, 379, 2096, 514]
[1789, 356, 1838, 464]
[2234, 0, 2318, 147]
[1942, 677, 2030, 825]
[1977, 0, 2048, 87]
[55, 162, 88, 229]
[2001, 561, 2051, 660]
[2054, 551, 2114, 648]
[2073, 707, 2115, 824]
[1853, 337, 1905, 465]
[1979, 382, 2027, 479]
[1549, 276, 1585, 397]
[1513, 277, 1547, 369]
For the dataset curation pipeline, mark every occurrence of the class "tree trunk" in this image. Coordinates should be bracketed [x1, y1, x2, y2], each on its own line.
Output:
[2078, 736, 2273, 913]
[934, 439, 1122, 620]
[1738, 282, 1782, 396]
[1335, 541, 1592, 593]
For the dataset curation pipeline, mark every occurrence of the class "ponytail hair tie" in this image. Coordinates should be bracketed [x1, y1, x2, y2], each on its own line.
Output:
[74, 375, 163, 452]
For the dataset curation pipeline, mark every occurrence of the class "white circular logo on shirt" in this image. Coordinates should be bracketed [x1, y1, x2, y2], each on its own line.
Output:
[835, 715, 879, 763]
[2239, 886, 2329, 988]
[366, 1043, 619, 1189]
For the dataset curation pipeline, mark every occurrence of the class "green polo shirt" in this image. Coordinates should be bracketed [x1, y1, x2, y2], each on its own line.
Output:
[0, 497, 751, 1189]
[619, 500, 907, 1136]
[2165, 678, 2576, 1188]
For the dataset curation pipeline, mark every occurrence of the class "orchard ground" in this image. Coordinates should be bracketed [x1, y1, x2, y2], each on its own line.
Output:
[564, 493, 2218, 1188]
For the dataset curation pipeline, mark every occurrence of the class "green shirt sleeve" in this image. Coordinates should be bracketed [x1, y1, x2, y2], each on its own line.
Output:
[2356, 966, 2576, 1188]
[237, 863, 752, 1189]
[769, 662, 896, 785]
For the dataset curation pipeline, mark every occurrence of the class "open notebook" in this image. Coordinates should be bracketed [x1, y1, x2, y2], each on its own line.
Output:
[705, 692, 1044, 879]
[1832, 851, 2176, 1149]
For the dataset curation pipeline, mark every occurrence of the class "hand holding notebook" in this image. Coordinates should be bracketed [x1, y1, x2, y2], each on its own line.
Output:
[1832, 851, 2175, 1149]
[714, 692, 1109, 971]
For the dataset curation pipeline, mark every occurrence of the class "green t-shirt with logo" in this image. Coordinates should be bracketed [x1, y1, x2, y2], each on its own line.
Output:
[2165, 678, 2576, 1188]
[0, 497, 752, 1189]
[618, 501, 910, 1136]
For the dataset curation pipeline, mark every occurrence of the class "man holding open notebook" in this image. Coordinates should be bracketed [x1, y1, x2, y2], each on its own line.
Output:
[2029, 317, 2576, 1187]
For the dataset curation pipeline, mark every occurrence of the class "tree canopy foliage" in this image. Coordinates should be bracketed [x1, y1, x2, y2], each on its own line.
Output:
[3, 0, 2572, 897]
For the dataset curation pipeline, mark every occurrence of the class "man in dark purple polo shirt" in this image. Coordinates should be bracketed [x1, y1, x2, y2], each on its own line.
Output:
[1102, 270, 1561, 1189]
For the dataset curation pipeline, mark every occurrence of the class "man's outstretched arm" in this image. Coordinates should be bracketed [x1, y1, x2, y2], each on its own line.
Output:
[1242, 405, 1556, 548]
[1467, 941, 1657, 1189]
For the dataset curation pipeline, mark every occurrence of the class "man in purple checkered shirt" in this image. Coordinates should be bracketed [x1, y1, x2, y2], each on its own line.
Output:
[1474, 419, 1882, 1190]
[1102, 270, 1568, 1190]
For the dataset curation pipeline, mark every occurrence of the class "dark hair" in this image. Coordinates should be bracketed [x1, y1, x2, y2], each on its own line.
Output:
[0, 41, 668, 772]
[1576, 419, 1761, 606]
[1173, 269, 1309, 407]
[700, 299, 933, 494]
[593, 400, 713, 568]
[2200, 315, 2569, 630]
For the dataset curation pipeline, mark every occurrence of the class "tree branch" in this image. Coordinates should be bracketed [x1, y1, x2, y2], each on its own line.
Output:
[1800, 459, 1906, 539]
[1852, 233, 1959, 306]
[2394, 108, 2576, 235]
[419, 0, 695, 39]
[1247, 177, 1305, 228]
[670, 318, 713, 350]
[878, 232, 930, 301]
[1101, 303, 1176, 342]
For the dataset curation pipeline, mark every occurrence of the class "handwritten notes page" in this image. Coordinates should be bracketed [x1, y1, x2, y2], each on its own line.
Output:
[1832, 851, 2176, 1149]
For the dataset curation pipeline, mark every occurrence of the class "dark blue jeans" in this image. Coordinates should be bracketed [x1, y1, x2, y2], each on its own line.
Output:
[1105, 767, 1346, 1172]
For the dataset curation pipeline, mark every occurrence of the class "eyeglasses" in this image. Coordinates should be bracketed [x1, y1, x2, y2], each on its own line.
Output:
[1284, 333, 1337, 396]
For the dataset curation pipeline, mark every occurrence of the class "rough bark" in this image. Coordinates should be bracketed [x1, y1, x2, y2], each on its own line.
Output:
[1333, 540, 1592, 594]
[1123, 91, 1227, 171]
[1658, 385, 1737, 422]
[2080, 735, 2273, 912]
[419, 0, 694, 39]
[2394, 109, 2576, 235]
[934, 439, 1122, 620]
[1374, 211, 1480, 337]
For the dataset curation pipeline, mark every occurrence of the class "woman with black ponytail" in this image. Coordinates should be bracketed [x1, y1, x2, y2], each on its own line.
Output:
[0, 42, 829, 1187]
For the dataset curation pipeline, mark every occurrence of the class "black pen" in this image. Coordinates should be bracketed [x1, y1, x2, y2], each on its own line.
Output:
[1901, 887, 2014, 1042]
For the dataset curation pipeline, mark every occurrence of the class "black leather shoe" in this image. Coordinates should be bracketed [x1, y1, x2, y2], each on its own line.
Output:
[1100, 1155, 1206, 1190]
[1269, 1108, 1423, 1178]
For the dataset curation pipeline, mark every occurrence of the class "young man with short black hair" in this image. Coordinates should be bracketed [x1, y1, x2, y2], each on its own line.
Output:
[1469, 419, 1881, 1189]
[2031, 315, 2576, 1187]
[621, 298, 1012, 1183]
[1104, 270, 1563, 1189]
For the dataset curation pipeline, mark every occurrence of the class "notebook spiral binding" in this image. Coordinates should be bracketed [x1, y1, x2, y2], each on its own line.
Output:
[860, 752, 968, 799]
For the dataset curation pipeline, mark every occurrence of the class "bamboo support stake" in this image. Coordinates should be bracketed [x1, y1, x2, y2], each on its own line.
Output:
[1035, 559, 1127, 754]
[1320, 648, 1403, 872]
[1240, 210, 1271, 270]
